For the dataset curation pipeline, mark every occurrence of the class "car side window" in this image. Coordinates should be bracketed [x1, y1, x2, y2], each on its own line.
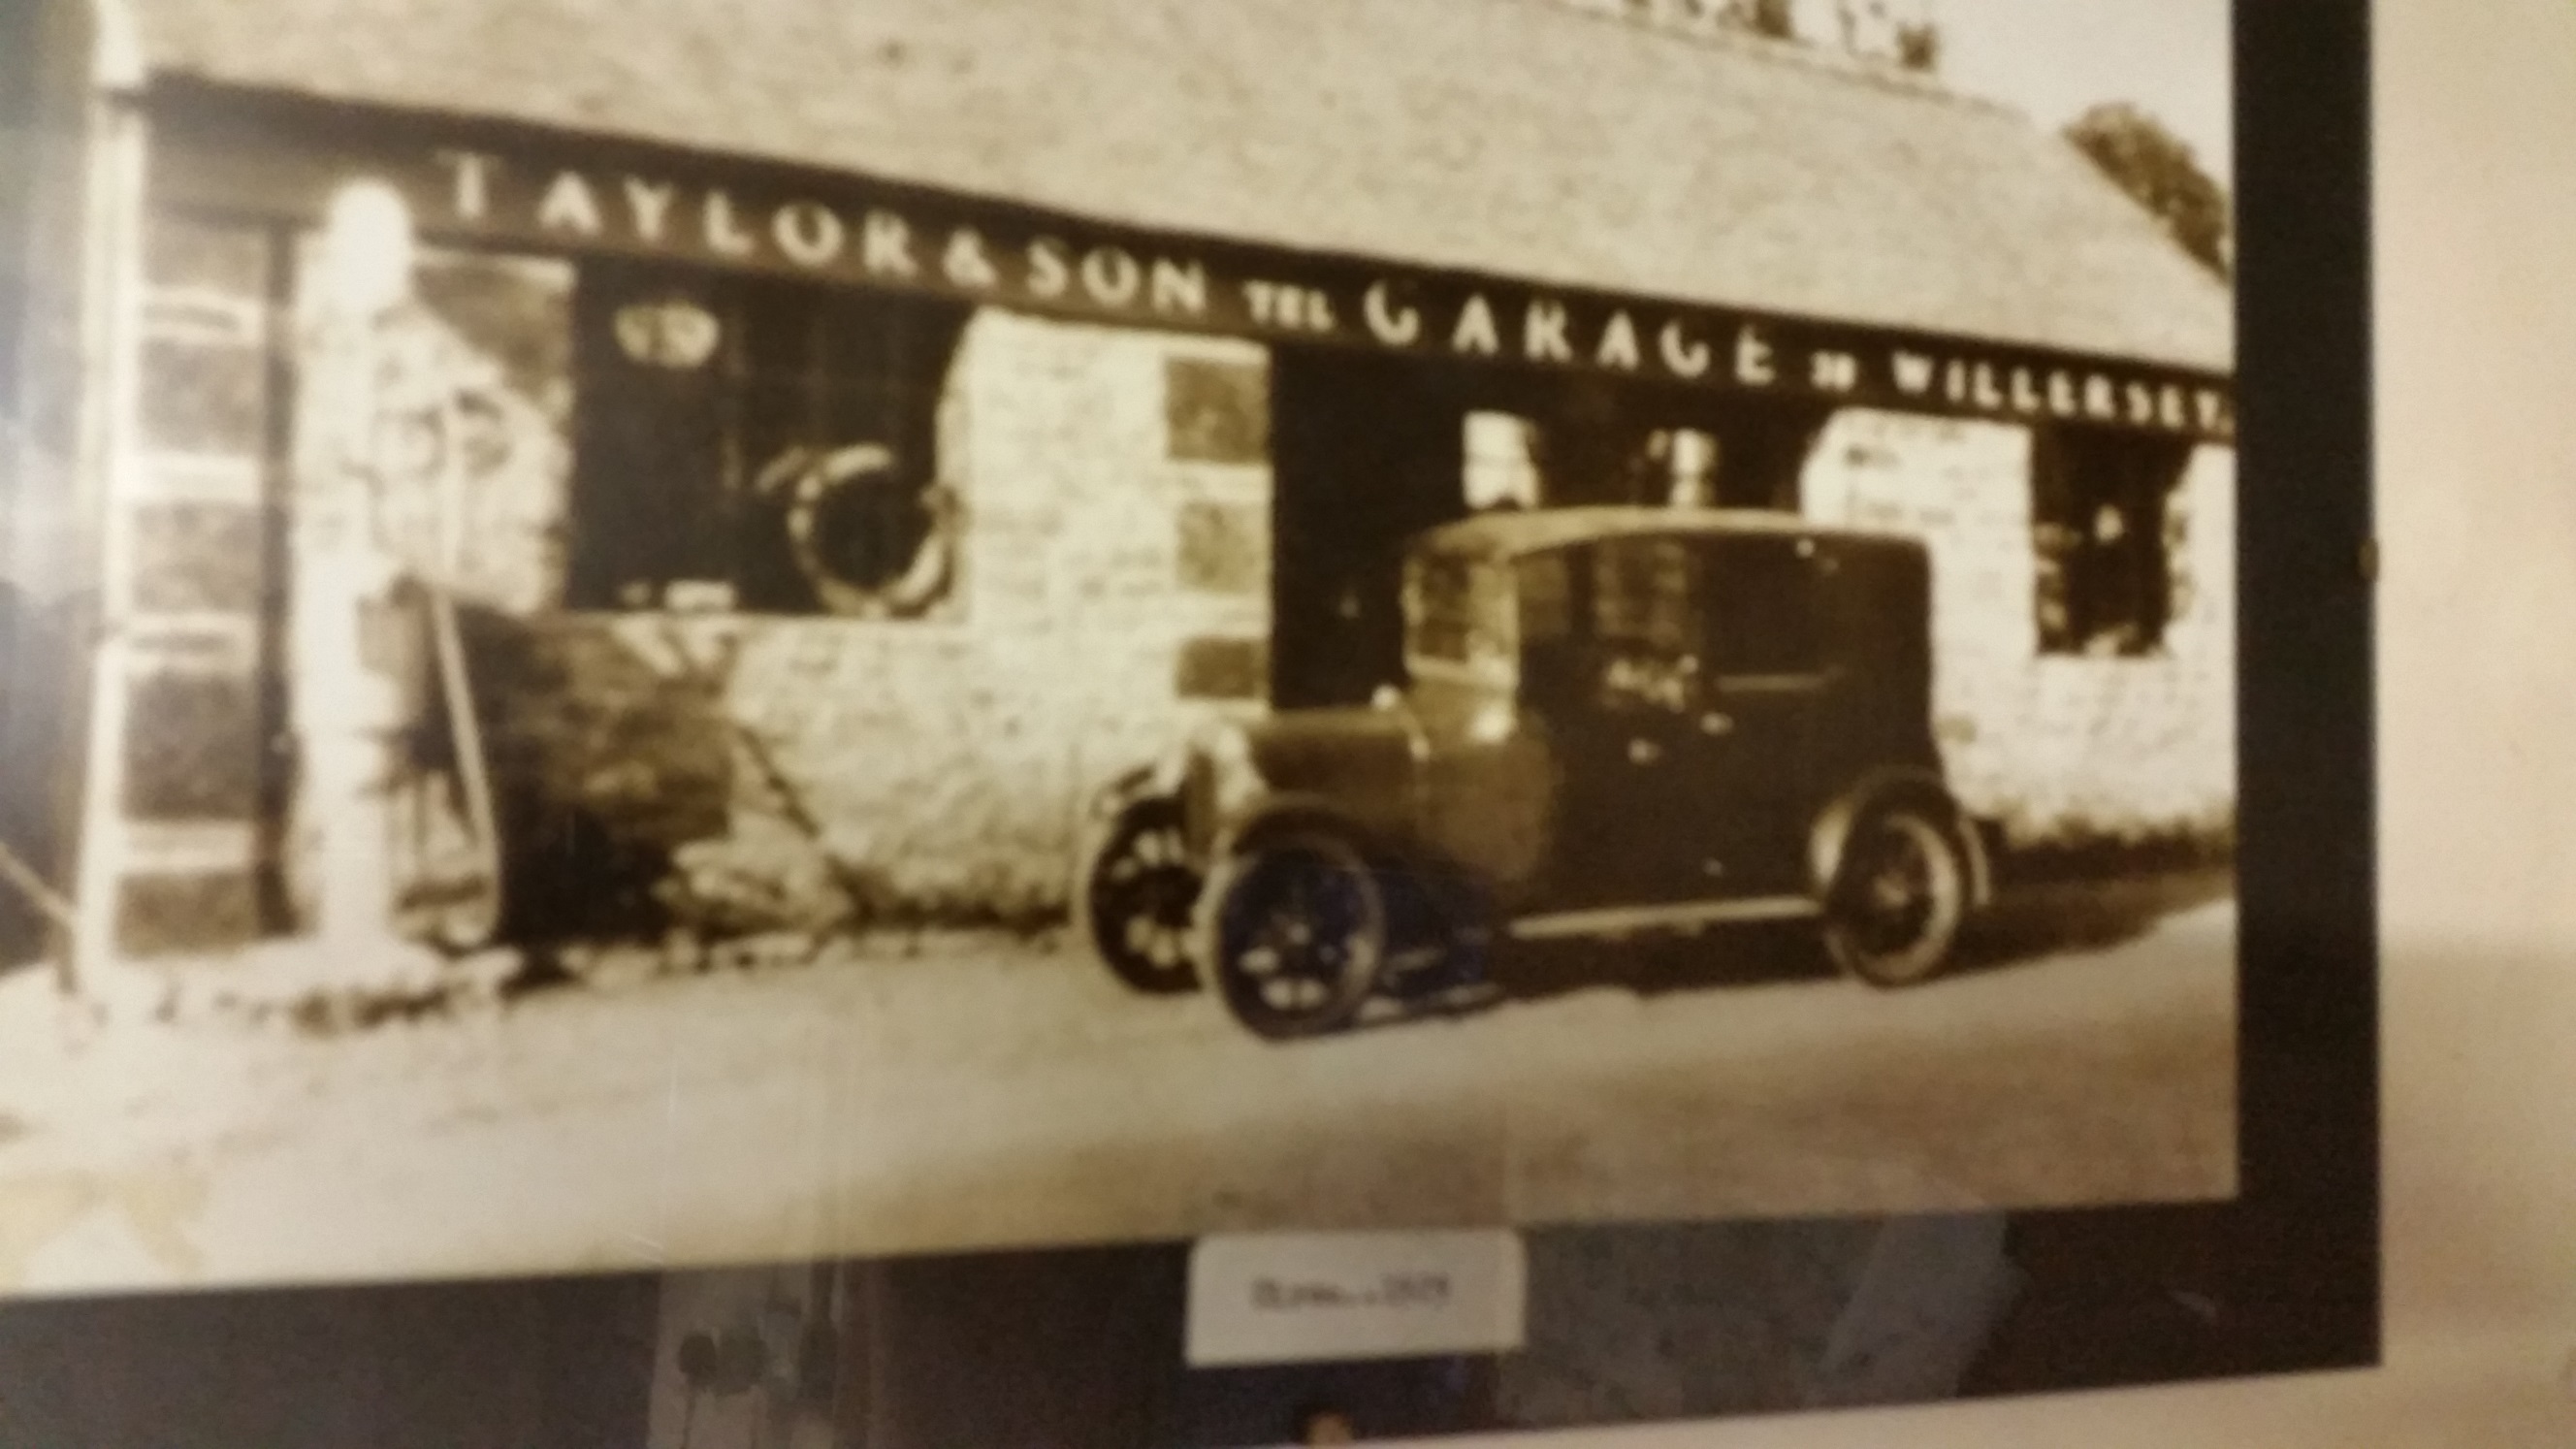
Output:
[1706, 539, 1823, 680]
[1587, 537, 1702, 714]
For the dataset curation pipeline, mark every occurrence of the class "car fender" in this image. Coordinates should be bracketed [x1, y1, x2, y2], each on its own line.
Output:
[1070, 755, 1198, 919]
[1196, 794, 1491, 986]
[1192, 793, 1379, 950]
[1808, 769, 1993, 910]
[1211, 791, 1392, 865]
[1085, 756, 1185, 823]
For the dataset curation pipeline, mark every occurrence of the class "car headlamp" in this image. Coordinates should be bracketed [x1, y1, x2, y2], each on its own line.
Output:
[1202, 722, 1263, 821]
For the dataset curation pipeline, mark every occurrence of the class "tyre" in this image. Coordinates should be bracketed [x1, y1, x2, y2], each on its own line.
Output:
[1204, 828, 1387, 1040]
[1821, 804, 1968, 988]
[1076, 798, 1206, 995]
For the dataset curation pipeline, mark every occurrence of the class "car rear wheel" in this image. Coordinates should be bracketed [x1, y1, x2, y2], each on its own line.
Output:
[1077, 798, 1205, 995]
[1206, 829, 1387, 1040]
[1822, 805, 1967, 988]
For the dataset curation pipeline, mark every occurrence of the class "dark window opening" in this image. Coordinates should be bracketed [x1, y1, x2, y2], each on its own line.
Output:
[1458, 391, 1828, 518]
[1589, 537, 1701, 659]
[2033, 427, 2194, 657]
[565, 263, 971, 617]
[1267, 344, 1831, 709]
[1584, 537, 1705, 716]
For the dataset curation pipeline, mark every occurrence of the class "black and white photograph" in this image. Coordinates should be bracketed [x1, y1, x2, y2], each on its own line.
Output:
[0, 0, 2245, 1295]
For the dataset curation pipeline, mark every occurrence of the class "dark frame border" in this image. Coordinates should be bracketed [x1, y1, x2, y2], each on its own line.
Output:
[0, 1, 2375, 1444]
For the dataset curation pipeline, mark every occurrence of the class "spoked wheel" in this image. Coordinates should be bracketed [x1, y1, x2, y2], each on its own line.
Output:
[1821, 806, 1967, 988]
[1077, 799, 1206, 995]
[1206, 829, 1386, 1041]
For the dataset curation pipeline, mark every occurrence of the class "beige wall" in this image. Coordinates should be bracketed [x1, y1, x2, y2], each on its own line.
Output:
[672, 312, 1272, 922]
[112, 228, 2266, 951]
[1802, 408, 2236, 847]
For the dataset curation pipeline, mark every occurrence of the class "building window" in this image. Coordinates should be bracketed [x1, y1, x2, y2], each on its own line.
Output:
[1587, 536, 1702, 714]
[1164, 357, 1269, 464]
[1662, 427, 1721, 508]
[2032, 428, 2193, 657]
[1463, 410, 1542, 511]
[564, 263, 970, 618]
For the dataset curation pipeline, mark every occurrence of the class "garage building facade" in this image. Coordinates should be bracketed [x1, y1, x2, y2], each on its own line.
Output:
[13, 0, 2238, 968]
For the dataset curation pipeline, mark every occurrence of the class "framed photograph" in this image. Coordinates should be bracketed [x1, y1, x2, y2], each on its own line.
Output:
[0, 0, 2373, 1442]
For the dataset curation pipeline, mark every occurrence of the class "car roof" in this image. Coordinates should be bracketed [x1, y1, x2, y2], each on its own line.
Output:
[1417, 505, 1926, 563]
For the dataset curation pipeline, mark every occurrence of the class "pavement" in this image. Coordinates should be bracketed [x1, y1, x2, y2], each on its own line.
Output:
[0, 871, 2236, 1296]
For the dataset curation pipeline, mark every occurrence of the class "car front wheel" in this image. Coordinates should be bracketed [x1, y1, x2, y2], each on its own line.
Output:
[1822, 805, 1968, 988]
[1077, 798, 1206, 996]
[1205, 829, 1387, 1040]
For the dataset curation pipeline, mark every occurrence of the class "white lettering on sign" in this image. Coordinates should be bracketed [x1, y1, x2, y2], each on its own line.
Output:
[622, 178, 676, 243]
[1365, 282, 1422, 345]
[2046, 369, 2079, 417]
[380, 142, 2236, 440]
[1026, 237, 1073, 298]
[1523, 299, 1573, 363]
[1452, 294, 1502, 356]
[1972, 363, 2005, 409]
[2085, 373, 2119, 421]
[1734, 325, 1777, 385]
[434, 149, 499, 222]
[1151, 257, 1208, 316]
[1186, 1231, 1527, 1368]
[772, 201, 845, 268]
[1244, 281, 1336, 333]
[1659, 319, 1711, 378]
[1595, 310, 1642, 370]
[943, 228, 1000, 290]
[861, 210, 917, 277]
[537, 171, 602, 236]
[2010, 366, 2044, 414]
[1082, 246, 1142, 306]
[703, 191, 757, 258]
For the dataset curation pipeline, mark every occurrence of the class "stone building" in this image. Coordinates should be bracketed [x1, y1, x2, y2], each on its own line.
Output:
[11, 0, 2235, 970]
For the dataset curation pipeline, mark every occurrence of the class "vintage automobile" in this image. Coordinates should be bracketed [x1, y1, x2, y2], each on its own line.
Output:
[1074, 506, 1992, 1039]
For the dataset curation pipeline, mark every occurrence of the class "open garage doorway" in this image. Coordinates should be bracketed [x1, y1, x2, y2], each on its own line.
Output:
[1267, 345, 1837, 708]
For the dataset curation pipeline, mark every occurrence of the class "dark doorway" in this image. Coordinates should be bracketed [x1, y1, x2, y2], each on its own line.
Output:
[1267, 346, 1832, 708]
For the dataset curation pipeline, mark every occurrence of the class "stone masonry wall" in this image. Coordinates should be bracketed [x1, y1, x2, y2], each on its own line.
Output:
[118, 238, 1268, 949]
[663, 311, 1272, 924]
[111, 217, 281, 955]
[1800, 408, 2236, 848]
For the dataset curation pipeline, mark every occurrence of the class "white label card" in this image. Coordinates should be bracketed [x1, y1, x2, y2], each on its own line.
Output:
[1184, 1229, 1527, 1368]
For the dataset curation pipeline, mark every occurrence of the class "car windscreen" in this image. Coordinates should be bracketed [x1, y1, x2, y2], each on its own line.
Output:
[1402, 551, 1517, 680]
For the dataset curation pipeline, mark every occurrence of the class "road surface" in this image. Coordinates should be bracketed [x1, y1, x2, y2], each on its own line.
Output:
[0, 873, 2235, 1294]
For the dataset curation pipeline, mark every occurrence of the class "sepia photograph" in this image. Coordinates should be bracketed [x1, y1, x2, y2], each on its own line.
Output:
[0, 0, 2240, 1294]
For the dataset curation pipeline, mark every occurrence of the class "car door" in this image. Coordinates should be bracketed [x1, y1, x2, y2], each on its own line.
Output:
[1692, 534, 1831, 897]
[1536, 535, 1732, 908]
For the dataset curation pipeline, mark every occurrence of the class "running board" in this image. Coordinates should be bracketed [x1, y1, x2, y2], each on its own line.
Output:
[1507, 896, 1820, 942]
